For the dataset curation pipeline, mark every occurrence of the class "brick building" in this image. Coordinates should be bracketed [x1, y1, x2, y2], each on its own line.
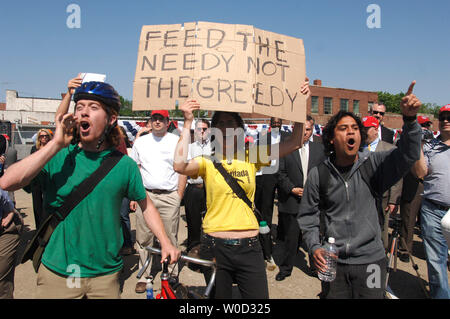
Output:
[241, 79, 379, 126]
[240, 79, 439, 130]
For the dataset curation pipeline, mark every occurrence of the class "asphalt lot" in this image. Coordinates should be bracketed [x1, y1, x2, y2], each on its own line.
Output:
[11, 188, 447, 299]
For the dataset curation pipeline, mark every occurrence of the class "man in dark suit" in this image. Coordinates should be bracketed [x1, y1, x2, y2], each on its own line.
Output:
[255, 117, 287, 231]
[275, 116, 325, 281]
[370, 103, 394, 144]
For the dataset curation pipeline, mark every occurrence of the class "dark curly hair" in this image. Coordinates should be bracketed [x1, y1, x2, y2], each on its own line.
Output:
[322, 111, 367, 156]
[211, 111, 245, 130]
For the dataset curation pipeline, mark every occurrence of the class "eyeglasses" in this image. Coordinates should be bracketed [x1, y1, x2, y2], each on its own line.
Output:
[196, 128, 208, 132]
[371, 111, 385, 116]
[439, 114, 450, 122]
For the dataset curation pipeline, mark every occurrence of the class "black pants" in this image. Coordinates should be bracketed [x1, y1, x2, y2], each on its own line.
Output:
[183, 184, 206, 250]
[255, 174, 278, 228]
[320, 258, 387, 299]
[199, 234, 269, 299]
[277, 212, 302, 275]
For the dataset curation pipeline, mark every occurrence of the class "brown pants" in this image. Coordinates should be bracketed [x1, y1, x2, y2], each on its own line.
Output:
[136, 190, 181, 282]
[36, 265, 121, 299]
[0, 212, 22, 299]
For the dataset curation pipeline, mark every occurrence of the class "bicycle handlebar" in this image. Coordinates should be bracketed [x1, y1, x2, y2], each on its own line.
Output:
[136, 246, 216, 298]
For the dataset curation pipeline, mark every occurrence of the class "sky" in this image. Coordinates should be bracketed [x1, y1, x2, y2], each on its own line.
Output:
[0, 0, 449, 107]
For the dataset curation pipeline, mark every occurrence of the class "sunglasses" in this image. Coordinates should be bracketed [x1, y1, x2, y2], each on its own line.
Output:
[151, 116, 165, 122]
[196, 128, 208, 132]
[371, 111, 385, 116]
[39, 135, 50, 138]
[439, 114, 450, 122]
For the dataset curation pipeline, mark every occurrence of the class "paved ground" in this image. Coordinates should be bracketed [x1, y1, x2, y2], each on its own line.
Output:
[11, 188, 447, 299]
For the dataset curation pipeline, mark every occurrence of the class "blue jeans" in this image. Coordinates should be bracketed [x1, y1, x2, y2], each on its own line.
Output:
[420, 199, 450, 299]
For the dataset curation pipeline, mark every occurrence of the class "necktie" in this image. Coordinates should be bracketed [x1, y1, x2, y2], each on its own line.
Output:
[299, 146, 308, 186]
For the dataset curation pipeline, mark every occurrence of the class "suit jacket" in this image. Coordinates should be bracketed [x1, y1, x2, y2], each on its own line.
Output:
[256, 129, 290, 175]
[374, 140, 402, 206]
[278, 141, 325, 214]
[381, 125, 394, 144]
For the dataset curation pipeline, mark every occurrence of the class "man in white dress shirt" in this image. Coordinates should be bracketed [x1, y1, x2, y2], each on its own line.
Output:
[130, 110, 187, 293]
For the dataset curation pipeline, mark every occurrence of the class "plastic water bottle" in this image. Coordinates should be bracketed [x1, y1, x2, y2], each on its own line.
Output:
[318, 237, 338, 282]
[146, 277, 154, 299]
[259, 221, 276, 270]
[259, 221, 270, 235]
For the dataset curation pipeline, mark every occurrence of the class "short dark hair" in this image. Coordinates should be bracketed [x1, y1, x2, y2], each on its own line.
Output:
[196, 118, 210, 128]
[211, 111, 245, 130]
[322, 111, 367, 156]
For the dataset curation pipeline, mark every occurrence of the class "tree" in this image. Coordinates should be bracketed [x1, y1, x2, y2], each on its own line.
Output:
[378, 91, 441, 118]
[419, 103, 441, 118]
[377, 91, 405, 114]
[119, 96, 150, 117]
[118, 96, 208, 119]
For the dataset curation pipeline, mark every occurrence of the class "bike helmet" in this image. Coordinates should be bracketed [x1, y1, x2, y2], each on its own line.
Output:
[74, 81, 121, 113]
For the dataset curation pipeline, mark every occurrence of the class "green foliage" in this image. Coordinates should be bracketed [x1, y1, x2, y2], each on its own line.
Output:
[118, 96, 208, 119]
[119, 96, 151, 117]
[378, 92, 441, 118]
[377, 91, 405, 114]
[419, 103, 441, 118]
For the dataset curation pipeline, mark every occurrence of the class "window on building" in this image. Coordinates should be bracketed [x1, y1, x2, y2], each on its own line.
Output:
[353, 100, 360, 114]
[324, 97, 333, 114]
[340, 99, 349, 112]
[311, 96, 319, 114]
[368, 101, 374, 112]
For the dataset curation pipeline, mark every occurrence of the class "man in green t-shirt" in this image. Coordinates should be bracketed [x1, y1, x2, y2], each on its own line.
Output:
[0, 77, 180, 298]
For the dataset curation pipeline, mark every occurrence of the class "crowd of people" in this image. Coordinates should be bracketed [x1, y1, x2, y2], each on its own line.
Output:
[0, 75, 448, 300]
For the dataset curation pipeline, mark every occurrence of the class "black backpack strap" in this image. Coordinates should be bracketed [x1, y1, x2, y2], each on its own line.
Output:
[211, 157, 263, 221]
[54, 150, 124, 221]
[22, 149, 124, 271]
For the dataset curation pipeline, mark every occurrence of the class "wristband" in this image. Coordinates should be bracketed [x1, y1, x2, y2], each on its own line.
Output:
[402, 115, 417, 123]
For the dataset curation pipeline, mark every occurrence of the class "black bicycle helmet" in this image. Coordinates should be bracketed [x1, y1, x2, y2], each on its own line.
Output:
[74, 81, 121, 113]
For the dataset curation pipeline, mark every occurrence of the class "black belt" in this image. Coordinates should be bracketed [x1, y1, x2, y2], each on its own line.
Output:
[203, 234, 259, 246]
[145, 189, 172, 194]
[188, 183, 204, 188]
[425, 198, 450, 211]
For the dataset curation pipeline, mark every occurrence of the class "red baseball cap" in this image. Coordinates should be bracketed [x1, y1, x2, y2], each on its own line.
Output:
[439, 104, 450, 114]
[362, 116, 379, 129]
[151, 110, 169, 118]
[417, 115, 432, 125]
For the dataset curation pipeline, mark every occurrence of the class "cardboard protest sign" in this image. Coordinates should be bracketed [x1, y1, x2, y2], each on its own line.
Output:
[133, 21, 306, 122]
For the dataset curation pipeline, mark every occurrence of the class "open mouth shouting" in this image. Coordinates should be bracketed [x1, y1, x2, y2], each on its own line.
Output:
[79, 120, 91, 134]
[346, 137, 356, 150]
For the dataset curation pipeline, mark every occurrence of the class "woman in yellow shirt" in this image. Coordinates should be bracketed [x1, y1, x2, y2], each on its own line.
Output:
[174, 80, 309, 298]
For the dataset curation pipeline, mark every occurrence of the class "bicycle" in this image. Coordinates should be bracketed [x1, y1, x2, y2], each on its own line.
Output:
[137, 246, 216, 299]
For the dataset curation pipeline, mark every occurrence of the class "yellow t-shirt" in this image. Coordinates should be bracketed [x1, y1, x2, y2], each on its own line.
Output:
[193, 150, 269, 233]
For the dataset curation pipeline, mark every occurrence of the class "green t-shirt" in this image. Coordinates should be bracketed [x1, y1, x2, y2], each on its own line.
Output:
[36, 144, 146, 277]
